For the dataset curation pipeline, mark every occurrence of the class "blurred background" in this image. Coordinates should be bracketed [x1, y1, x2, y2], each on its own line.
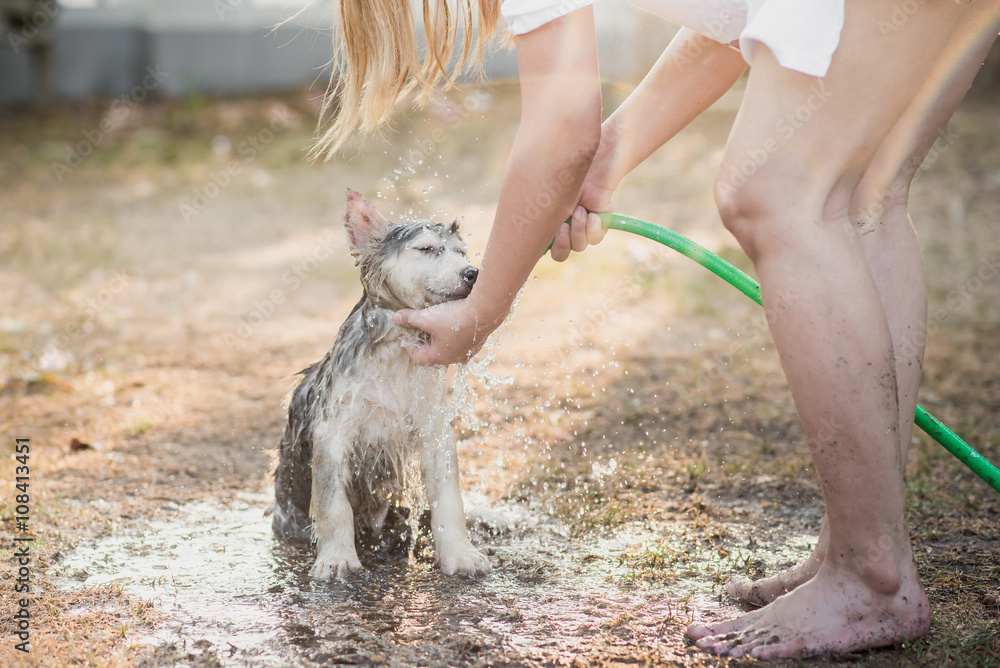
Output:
[0, 0, 686, 105]
[2, 0, 998, 105]
[2, 3, 999, 667]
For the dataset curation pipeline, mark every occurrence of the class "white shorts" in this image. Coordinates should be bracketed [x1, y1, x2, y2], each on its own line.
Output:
[501, 0, 845, 78]
[500, 0, 602, 36]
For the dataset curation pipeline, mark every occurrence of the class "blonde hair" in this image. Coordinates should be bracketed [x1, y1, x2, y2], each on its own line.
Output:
[311, 0, 504, 161]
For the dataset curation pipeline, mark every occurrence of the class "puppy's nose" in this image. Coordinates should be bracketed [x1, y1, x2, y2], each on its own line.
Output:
[461, 266, 479, 288]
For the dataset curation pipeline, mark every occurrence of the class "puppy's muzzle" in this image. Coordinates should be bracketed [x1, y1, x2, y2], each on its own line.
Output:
[461, 267, 479, 289]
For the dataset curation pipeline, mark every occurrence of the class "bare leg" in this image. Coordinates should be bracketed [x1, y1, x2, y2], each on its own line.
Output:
[725, 5, 1000, 610]
[725, 196, 925, 606]
[688, 0, 1000, 657]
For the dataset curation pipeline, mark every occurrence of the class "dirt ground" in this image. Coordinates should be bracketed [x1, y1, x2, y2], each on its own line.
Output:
[1, 76, 999, 668]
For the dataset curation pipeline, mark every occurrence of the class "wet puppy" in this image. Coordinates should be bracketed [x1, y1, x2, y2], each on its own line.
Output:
[271, 189, 490, 579]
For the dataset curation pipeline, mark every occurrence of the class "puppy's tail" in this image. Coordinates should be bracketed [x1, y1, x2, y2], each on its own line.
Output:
[271, 364, 320, 543]
[272, 426, 314, 541]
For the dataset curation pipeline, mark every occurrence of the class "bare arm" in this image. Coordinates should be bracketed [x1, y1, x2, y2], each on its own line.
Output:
[551, 28, 748, 260]
[395, 8, 602, 364]
[593, 28, 747, 190]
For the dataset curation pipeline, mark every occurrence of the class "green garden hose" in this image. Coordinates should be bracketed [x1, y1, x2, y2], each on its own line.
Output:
[560, 211, 1000, 495]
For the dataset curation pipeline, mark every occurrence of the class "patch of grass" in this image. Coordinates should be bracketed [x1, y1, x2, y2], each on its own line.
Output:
[545, 479, 642, 537]
[618, 520, 755, 590]
[0, 571, 159, 668]
[619, 538, 692, 585]
[903, 617, 1000, 668]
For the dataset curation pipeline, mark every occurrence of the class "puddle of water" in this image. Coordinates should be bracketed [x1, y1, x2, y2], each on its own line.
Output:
[54, 493, 788, 666]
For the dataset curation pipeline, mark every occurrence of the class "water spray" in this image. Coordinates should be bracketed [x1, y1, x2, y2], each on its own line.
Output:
[552, 211, 1000, 495]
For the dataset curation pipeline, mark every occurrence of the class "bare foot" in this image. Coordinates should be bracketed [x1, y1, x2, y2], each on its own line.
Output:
[726, 560, 818, 607]
[688, 561, 930, 659]
[726, 523, 827, 606]
[727, 522, 828, 606]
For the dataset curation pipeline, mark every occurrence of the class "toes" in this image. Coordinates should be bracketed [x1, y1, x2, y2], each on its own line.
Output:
[748, 635, 807, 660]
[695, 636, 743, 657]
[686, 615, 745, 642]
[695, 623, 809, 659]
[688, 614, 786, 657]
[725, 575, 752, 599]
[726, 574, 785, 607]
[728, 629, 779, 658]
[685, 623, 714, 640]
[726, 644, 748, 659]
[695, 637, 729, 655]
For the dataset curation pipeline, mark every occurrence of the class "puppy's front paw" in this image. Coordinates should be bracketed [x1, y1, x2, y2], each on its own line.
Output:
[311, 546, 363, 579]
[437, 541, 491, 576]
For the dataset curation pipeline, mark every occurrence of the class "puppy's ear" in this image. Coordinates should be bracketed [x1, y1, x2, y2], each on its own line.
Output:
[448, 218, 461, 236]
[343, 189, 390, 254]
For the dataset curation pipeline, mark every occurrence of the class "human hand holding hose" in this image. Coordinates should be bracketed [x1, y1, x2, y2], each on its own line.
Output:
[549, 180, 613, 262]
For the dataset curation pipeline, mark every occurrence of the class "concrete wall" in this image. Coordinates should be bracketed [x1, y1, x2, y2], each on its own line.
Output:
[0, 0, 337, 104]
[0, 0, 677, 105]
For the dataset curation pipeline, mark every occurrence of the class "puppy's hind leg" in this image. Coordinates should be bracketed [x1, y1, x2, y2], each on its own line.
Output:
[310, 433, 362, 579]
[420, 428, 490, 576]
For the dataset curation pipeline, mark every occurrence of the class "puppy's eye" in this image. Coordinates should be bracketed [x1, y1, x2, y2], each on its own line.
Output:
[416, 246, 440, 255]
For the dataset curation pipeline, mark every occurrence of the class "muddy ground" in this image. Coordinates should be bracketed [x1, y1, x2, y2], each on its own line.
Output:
[1, 78, 999, 668]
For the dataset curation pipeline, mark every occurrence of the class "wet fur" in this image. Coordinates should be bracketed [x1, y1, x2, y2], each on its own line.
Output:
[271, 299, 433, 538]
[271, 190, 490, 578]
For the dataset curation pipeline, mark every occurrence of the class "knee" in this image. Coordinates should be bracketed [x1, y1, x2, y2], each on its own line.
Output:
[714, 151, 861, 262]
[713, 166, 788, 263]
